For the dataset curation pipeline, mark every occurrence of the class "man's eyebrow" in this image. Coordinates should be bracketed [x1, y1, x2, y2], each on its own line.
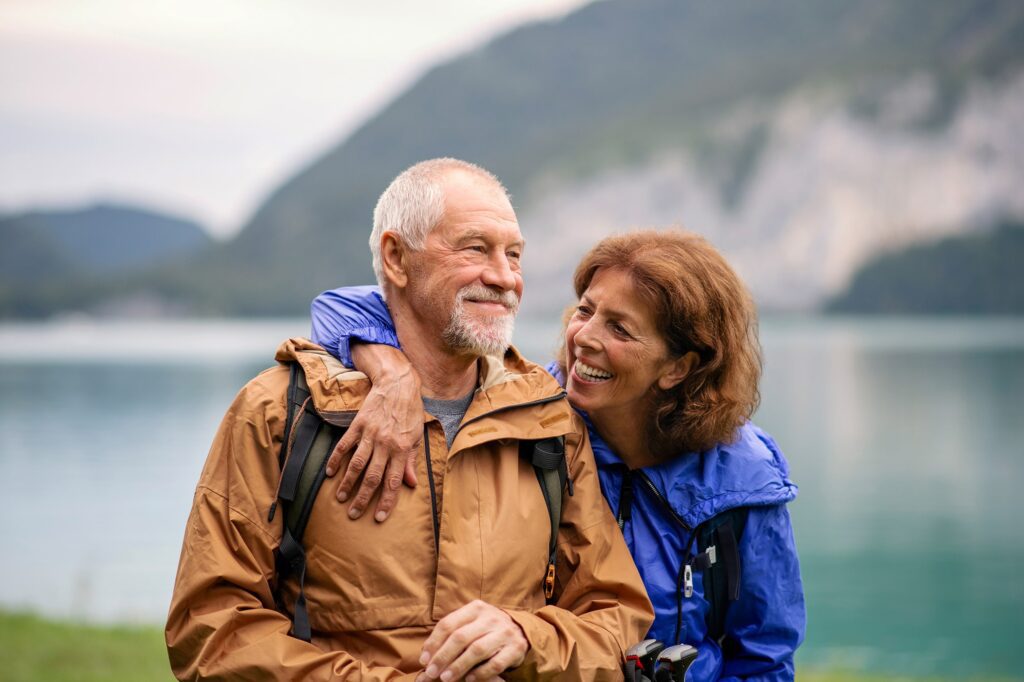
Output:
[455, 229, 525, 249]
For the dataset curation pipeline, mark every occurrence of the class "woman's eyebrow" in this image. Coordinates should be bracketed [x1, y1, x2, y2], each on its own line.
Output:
[581, 293, 634, 321]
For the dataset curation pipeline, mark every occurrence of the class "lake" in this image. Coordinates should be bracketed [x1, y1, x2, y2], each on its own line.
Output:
[1, 316, 1022, 678]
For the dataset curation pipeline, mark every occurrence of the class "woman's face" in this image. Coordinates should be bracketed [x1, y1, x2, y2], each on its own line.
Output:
[564, 267, 687, 425]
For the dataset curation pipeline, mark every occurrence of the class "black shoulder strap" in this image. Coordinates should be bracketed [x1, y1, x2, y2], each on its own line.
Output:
[695, 506, 749, 644]
[521, 436, 571, 601]
[278, 363, 305, 468]
[270, 361, 345, 642]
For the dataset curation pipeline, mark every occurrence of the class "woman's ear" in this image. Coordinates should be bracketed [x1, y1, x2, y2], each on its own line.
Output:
[379, 231, 409, 289]
[658, 351, 699, 391]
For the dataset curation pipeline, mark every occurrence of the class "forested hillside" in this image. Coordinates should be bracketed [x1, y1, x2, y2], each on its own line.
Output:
[827, 222, 1024, 314]
[0, 205, 210, 318]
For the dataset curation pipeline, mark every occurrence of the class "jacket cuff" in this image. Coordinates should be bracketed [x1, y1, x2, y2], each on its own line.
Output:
[501, 609, 551, 677]
[340, 327, 401, 369]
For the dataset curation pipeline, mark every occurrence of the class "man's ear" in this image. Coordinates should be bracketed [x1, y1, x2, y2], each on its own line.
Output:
[657, 351, 699, 391]
[380, 231, 410, 289]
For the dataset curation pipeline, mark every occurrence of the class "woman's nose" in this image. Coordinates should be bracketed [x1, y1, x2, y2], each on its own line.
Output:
[573, 317, 602, 351]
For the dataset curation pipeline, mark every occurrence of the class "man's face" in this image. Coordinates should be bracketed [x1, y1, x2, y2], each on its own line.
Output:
[405, 171, 524, 357]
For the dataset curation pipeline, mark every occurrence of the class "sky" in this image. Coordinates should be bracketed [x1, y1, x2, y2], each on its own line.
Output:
[0, 0, 591, 238]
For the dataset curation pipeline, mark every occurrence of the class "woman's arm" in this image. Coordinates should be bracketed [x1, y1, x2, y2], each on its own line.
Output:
[311, 286, 423, 522]
[311, 286, 401, 366]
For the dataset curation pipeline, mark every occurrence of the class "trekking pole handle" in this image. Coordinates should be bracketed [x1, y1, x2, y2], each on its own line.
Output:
[655, 643, 698, 681]
[625, 639, 664, 681]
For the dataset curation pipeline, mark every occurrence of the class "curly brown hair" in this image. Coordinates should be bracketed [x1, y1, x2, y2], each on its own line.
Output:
[561, 230, 762, 455]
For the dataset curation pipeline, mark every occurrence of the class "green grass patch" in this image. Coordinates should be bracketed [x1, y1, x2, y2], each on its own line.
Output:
[1, 609, 1019, 681]
[0, 610, 169, 682]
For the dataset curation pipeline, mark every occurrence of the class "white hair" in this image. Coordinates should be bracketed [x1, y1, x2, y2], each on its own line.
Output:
[369, 158, 509, 288]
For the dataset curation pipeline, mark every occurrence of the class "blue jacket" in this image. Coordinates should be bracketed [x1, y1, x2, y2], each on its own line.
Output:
[311, 286, 806, 681]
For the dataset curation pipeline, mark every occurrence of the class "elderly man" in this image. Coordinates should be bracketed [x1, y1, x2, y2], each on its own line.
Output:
[166, 158, 652, 680]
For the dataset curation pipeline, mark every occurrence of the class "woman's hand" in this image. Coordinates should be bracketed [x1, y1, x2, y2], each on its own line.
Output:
[324, 343, 423, 522]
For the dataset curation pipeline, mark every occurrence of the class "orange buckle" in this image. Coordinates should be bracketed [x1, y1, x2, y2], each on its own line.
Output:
[544, 563, 556, 599]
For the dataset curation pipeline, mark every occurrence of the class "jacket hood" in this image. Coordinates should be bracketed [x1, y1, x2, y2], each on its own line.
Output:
[277, 338, 569, 439]
[591, 418, 798, 528]
[275, 337, 372, 426]
[651, 422, 796, 527]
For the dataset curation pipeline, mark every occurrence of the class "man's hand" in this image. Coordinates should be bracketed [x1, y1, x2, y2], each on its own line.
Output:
[324, 344, 422, 522]
[416, 600, 529, 682]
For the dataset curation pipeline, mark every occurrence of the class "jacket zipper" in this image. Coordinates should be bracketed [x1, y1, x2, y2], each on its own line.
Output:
[423, 424, 440, 553]
[635, 471, 698, 645]
[615, 469, 692, 532]
[636, 470, 692, 532]
[617, 470, 634, 530]
[424, 391, 568, 588]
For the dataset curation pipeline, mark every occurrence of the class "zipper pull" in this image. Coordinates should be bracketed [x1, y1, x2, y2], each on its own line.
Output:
[684, 564, 693, 598]
[617, 470, 634, 530]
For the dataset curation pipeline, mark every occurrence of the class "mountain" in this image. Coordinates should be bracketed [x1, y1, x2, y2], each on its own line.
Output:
[0, 204, 211, 277]
[7, 0, 1024, 317]
[826, 221, 1024, 314]
[0, 204, 211, 318]
[200, 0, 1024, 316]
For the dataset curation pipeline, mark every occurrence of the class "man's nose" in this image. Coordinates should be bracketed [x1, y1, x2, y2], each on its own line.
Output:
[481, 252, 518, 292]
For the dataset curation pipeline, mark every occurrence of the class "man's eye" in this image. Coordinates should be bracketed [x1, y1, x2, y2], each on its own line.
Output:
[507, 250, 521, 261]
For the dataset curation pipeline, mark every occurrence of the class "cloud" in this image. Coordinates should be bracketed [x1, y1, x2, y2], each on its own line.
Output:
[0, 0, 589, 236]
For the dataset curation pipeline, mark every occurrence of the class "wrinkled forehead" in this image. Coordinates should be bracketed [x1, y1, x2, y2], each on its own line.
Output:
[433, 175, 522, 243]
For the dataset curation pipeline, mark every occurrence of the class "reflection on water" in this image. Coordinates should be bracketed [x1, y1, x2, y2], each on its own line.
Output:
[757, 319, 1024, 677]
[0, 316, 1022, 677]
[0, 361, 267, 622]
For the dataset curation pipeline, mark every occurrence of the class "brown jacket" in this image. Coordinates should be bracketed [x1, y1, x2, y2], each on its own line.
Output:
[166, 338, 652, 680]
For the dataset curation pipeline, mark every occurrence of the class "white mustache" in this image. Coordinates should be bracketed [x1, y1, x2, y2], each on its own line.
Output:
[456, 285, 520, 312]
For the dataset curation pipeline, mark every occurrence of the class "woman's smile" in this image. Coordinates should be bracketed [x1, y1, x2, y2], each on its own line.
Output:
[572, 359, 613, 382]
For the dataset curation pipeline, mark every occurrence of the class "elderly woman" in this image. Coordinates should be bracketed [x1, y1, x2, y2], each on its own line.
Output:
[310, 230, 805, 680]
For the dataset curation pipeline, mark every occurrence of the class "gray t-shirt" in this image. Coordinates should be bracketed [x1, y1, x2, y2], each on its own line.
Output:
[422, 388, 475, 449]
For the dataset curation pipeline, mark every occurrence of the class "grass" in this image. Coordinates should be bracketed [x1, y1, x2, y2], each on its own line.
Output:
[0, 609, 1018, 681]
[0, 611, 169, 682]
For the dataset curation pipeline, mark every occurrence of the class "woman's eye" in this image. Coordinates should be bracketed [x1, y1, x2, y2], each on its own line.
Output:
[575, 305, 593, 318]
[611, 322, 631, 338]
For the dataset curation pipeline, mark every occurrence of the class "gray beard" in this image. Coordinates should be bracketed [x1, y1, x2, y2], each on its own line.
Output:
[443, 293, 517, 357]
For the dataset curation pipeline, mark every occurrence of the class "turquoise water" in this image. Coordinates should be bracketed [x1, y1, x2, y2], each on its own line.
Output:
[0, 316, 1021, 677]
[755, 318, 1024, 677]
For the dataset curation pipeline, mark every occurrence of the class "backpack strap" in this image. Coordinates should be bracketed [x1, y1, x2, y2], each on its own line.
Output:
[693, 506, 749, 644]
[270, 361, 346, 642]
[521, 436, 571, 601]
[278, 363, 307, 467]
